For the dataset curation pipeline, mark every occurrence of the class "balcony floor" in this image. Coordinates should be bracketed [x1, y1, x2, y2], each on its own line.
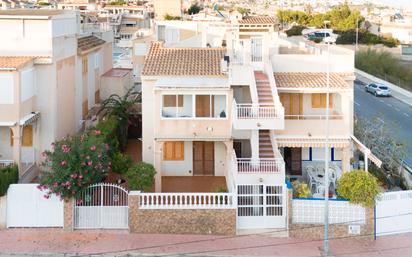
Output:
[162, 176, 227, 193]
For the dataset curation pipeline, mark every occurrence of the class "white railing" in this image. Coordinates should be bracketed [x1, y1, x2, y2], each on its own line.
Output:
[285, 114, 344, 120]
[292, 199, 366, 225]
[0, 160, 14, 169]
[80, 22, 112, 34]
[139, 193, 236, 209]
[237, 158, 284, 173]
[235, 103, 282, 119]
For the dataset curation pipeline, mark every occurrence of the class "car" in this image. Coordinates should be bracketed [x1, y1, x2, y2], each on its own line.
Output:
[365, 83, 391, 97]
[303, 29, 338, 43]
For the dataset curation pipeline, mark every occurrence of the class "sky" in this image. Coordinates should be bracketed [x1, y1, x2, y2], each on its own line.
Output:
[373, 0, 412, 10]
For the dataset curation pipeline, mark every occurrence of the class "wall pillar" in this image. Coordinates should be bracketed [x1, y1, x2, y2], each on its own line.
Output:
[154, 141, 162, 192]
[128, 191, 140, 233]
[341, 146, 351, 173]
[63, 199, 74, 231]
[10, 126, 21, 174]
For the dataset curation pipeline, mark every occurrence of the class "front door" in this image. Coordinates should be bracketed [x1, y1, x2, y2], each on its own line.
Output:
[250, 36, 263, 70]
[193, 141, 214, 175]
[284, 147, 302, 176]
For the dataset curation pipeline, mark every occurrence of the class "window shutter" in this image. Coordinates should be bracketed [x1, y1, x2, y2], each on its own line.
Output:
[10, 129, 14, 146]
[329, 94, 333, 108]
[177, 95, 184, 107]
[22, 125, 33, 147]
[163, 141, 184, 160]
[163, 95, 177, 107]
[174, 142, 184, 160]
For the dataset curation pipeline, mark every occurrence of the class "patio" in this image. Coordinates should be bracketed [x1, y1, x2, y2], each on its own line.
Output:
[161, 176, 227, 193]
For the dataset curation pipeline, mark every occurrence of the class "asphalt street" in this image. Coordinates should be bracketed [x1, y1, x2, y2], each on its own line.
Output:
[354, 81, 412, 165]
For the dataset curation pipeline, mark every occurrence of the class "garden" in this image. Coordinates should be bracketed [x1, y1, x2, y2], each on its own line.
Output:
[38, 90, 155, 200]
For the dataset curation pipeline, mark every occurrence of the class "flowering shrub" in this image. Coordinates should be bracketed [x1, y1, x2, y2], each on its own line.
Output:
[39, 130, 110, 199]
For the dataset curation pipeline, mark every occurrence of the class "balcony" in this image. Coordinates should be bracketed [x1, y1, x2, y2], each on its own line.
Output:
[232, 101, 285, 130]
[237, 158, 284, 174]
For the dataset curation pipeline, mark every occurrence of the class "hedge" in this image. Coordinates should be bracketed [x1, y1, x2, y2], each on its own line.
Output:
[0, 165, 18, 196]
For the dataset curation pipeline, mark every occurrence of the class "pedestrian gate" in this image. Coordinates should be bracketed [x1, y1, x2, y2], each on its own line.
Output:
[74, 183, 128, 229]
[237, 184, 286, 229]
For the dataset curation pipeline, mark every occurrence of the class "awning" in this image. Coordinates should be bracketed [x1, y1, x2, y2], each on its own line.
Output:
[350, 135, 382, 168]
[275, 136, 350, 148]
[19, 111, 40, 126]
[0, 121, 16, 127]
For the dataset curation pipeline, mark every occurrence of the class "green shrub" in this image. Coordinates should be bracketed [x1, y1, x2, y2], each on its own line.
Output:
[335, 29, 399, 47]
[111, 152, 133, 174]
[292, 180, 311, 198]
[94, 117, 119, 154]
[187, 2, 201, 15]
[126, 162, 156, 191]
[164, 14, 181, 20]
[336, 169, 380, 207]
[0, 165, 18, 196]
[285, 25, 306, 37]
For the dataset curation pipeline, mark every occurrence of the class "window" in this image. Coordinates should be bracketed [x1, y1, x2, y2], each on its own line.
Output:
[311, 93, 333, 108]
[82, 57, 88, 74]
[163, 141, 184, 161]
[10, 125, 33, 147]
[195, 95, 226, 118]
[163, 95, 183, 107]
[162, 95, 192, 118]
[158, 25, 165, 41]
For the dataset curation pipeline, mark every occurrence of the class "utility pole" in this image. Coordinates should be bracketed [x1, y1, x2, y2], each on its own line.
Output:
[323, 20, 331, 257]
[356, 16, 359, 52]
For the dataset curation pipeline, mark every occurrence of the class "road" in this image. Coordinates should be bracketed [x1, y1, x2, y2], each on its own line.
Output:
[354, 81, 412, 165]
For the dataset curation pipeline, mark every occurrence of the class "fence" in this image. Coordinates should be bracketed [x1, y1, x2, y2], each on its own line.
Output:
[235, 104, 283, 119]
[139, 192, 236, 209]
[376, 190, 412, 237]
[292, 198, 365, 225]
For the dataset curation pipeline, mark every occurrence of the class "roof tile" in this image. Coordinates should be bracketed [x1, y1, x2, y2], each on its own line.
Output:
[274, 72, 351, 89]
[0, 56, 33, 70]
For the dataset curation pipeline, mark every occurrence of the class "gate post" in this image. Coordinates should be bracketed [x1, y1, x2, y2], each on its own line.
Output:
[128, 191, 140, 233]
[63, 198, 74, 231]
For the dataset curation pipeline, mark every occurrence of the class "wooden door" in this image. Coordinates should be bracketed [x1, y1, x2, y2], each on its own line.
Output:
[290, 148, 302, 176]
[279, 93, 303, 118]
[193, 141, 215, 175]
[284, 147, 302, 176]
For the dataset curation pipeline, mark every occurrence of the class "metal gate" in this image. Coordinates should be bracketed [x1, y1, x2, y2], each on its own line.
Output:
[74, 183, 128, 229]
[237, 184, 286, 229]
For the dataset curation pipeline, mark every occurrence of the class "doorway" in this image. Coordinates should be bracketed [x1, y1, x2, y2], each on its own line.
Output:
[193, 141, 215, 175]
[284, 147, 302, 176]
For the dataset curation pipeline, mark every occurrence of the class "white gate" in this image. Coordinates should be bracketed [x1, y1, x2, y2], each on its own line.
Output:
[74, 183, 128, 229]
[7, 184, 63, 227]
[237, 184, 286, 229]
[376, 190, 412, 237]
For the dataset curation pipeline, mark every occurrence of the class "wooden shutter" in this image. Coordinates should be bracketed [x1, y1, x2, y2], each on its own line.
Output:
[312, 93, 321, 108]
[163, 95, 176, 107]
[196, 95, 211, 117]
[177, 95, 184, 107]
[10, 129, 13, 146]
[312, 93, 333, 108]
[163, 141, 184, 160]
[22, 125, 33, 147]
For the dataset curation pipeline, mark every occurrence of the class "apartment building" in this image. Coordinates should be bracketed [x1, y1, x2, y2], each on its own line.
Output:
[139, 15, 380, 230]
[0, 9, 113, 181]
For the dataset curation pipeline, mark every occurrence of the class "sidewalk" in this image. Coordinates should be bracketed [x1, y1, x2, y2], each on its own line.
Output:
[0, 229, 412, 257]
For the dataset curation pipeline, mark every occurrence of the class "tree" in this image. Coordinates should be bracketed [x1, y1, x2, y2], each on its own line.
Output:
[0, 165, 18, 196]
[98, 88, 140, 150]
[337, 170, 380, 207]
[39, 130, 111, 199]
[237, 7, 250, 16]
[188, 2, 201, 15]
[126, 162, 156, 191]
[354, 116, 409, 187]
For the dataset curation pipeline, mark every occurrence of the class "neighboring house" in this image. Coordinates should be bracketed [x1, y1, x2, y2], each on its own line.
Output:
[139, 15, 381, 231]
[0, 9, 113, 181]
[153, 0, 182, 20]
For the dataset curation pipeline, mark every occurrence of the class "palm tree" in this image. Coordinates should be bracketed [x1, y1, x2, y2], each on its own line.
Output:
[98, 87, 141, 150]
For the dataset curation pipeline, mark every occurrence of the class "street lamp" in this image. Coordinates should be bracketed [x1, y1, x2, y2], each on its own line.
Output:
[323, 20, 331, 257]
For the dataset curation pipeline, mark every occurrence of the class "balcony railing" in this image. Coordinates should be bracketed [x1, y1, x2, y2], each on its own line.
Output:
[237, 158, 284, 173]
[284, 114, 344, 120]
[235, 104, 283, 119]
[0, 160, 14, 169]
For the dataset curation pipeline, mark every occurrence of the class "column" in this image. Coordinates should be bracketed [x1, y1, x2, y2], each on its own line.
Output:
[10, 126, 21, 176]
[154, 141, 162, 192]
[128, 191, 140, 233]
[341, 146, 351, 173]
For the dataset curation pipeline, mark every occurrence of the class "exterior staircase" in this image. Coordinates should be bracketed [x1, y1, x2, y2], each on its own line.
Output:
[255, 71, 274, 106]
[259, 130, 274, 158]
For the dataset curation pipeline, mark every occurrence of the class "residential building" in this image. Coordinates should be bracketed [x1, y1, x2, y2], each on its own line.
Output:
[139, 14, 383, 231]
[153, 0, 182, 20]
[0, 9, 113, 181]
